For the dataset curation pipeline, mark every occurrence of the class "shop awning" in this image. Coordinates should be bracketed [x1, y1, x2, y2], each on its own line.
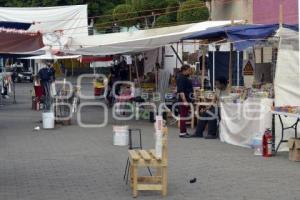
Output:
[183, 24, 280, 51]
[0, 28, 44, 53]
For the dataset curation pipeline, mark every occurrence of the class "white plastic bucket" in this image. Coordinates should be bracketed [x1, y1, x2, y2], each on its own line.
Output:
[113, 126, 129, 146]
[42, 112, 55, 129]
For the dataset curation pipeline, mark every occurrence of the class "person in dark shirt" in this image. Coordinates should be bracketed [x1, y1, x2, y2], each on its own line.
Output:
[193, 76, 228, 139]
[176, 64, 193, 138]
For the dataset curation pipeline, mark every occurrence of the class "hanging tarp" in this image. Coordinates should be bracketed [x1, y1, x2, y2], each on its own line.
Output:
[67, 21, 241, 56]
[0, 5, 88, 50]
[275, 27, 299, 106]
[0, 5, 87, 36]
[274, 27, 299, 151]
[183, 24, 279, 51]
[208, 51, 243, 86]
[0, 21, 31, 30]
[0, 29, 44, 53]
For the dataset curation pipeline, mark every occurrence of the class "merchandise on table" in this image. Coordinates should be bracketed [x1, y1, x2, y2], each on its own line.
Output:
[272, 105, 300, 114]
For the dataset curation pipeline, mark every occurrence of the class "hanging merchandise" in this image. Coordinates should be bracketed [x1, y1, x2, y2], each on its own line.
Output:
[124, 55, 132, 65]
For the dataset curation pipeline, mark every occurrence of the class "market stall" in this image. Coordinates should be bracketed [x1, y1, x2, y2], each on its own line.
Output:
[182, 23, 297, 150]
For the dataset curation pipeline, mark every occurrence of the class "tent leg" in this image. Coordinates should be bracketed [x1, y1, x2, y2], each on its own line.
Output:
[134, 56, 141, 88]
[72, 60, 74, 77]
[213, 48, 215, 91]
[201, 46, 206, 90]
[228, 43, 233, 88]
[170, 45, 183, 65]
[237, 51, 240, 87]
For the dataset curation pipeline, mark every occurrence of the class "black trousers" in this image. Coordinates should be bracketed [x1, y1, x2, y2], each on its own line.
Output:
[195, 106, 219, 137]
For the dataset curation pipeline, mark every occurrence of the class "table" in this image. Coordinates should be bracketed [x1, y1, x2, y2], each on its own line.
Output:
[271, 111, 299, 154]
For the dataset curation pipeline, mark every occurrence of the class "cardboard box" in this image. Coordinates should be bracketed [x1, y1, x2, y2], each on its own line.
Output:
[288, 138, 300, 162]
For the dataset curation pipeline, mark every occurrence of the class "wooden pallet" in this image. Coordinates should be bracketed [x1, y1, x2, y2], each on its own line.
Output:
[128, 128, 168, 197]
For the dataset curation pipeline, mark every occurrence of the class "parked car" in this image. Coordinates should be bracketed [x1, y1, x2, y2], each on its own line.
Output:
[11, 67, 33, 83]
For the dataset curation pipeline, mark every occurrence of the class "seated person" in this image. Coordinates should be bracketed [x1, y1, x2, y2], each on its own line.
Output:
[193, 76, 228, 139]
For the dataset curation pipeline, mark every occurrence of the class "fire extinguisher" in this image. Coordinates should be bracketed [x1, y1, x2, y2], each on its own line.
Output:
[262, 129, 272, 157]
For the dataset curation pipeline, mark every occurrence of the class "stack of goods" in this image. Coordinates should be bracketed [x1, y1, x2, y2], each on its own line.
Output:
[94, 78, 105, 96]
[272, 106, 300, 114]
[248, 83, 274, 99]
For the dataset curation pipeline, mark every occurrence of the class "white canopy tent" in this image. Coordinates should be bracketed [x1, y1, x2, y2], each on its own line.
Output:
[67, 21, 242, 56]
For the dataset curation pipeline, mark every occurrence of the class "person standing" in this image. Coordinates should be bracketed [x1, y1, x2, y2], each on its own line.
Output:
[176, 65, 193, 138]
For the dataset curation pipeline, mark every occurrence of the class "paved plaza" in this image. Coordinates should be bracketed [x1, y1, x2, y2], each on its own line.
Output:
[0, 83, 299, 200]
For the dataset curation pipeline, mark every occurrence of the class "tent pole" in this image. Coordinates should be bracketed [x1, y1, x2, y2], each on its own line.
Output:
[129, 64, 132, 82]
[279, 1, 283, 27]
[229, 43, 233, 88]
[171, 45, 183, 65]
[213, 45, 216, 91]
[71, 59, 74, 77]
[237, 51, 240, 87]
[228, 16, 234, 89]
[176, 42, 179, 69]
[134, 55, 141, 88]
[201, 44, 206, 90]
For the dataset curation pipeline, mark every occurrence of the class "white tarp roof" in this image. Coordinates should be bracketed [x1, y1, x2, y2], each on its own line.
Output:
[0, 5, 88, 49]
[68, 20, 241, 56]
[20, 54, 81, 60]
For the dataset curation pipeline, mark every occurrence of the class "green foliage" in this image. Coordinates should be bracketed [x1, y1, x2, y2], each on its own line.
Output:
[166, 0, 180, 22]
[113, 4, 138, 27]
[155, 15, 172, 27]
[177, 0, 209, 23]
[130, 0, 145, 11]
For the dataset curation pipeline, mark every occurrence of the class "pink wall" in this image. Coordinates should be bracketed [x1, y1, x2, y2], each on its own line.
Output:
[253, 0, 298, 24]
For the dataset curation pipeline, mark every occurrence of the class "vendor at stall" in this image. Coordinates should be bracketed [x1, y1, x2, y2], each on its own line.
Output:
[193, 76, 228, 139]
[176, 64, 193, 138]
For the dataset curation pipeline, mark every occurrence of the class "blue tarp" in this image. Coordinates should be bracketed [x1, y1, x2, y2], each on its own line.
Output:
[208, 52, 244, 87]
[183, 24, 279, 51]
[0, 21, 31, 30]
[283, 24, 299, 32]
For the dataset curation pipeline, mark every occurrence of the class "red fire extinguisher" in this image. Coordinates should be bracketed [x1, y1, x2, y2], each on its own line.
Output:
[262, 129, 272, 157]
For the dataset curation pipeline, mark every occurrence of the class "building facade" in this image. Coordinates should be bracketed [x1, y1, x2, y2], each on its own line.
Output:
[209, 0, 298, 24]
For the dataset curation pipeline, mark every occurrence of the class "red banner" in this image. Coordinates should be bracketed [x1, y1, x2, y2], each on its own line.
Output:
[80, 56, 113, 63]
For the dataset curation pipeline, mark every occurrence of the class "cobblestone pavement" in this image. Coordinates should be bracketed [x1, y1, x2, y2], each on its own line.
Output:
[0, 83, 299, 200]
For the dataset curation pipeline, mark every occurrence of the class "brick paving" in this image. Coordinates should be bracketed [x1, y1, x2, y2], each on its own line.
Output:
[0, 83, 299, 200]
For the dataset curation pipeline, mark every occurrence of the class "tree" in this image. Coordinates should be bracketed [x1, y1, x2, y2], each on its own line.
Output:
[113, 4, 138, 27]
[166, 0, 180, 22]
[177, 0, 209, 23]
[155, 15, 172, 27]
